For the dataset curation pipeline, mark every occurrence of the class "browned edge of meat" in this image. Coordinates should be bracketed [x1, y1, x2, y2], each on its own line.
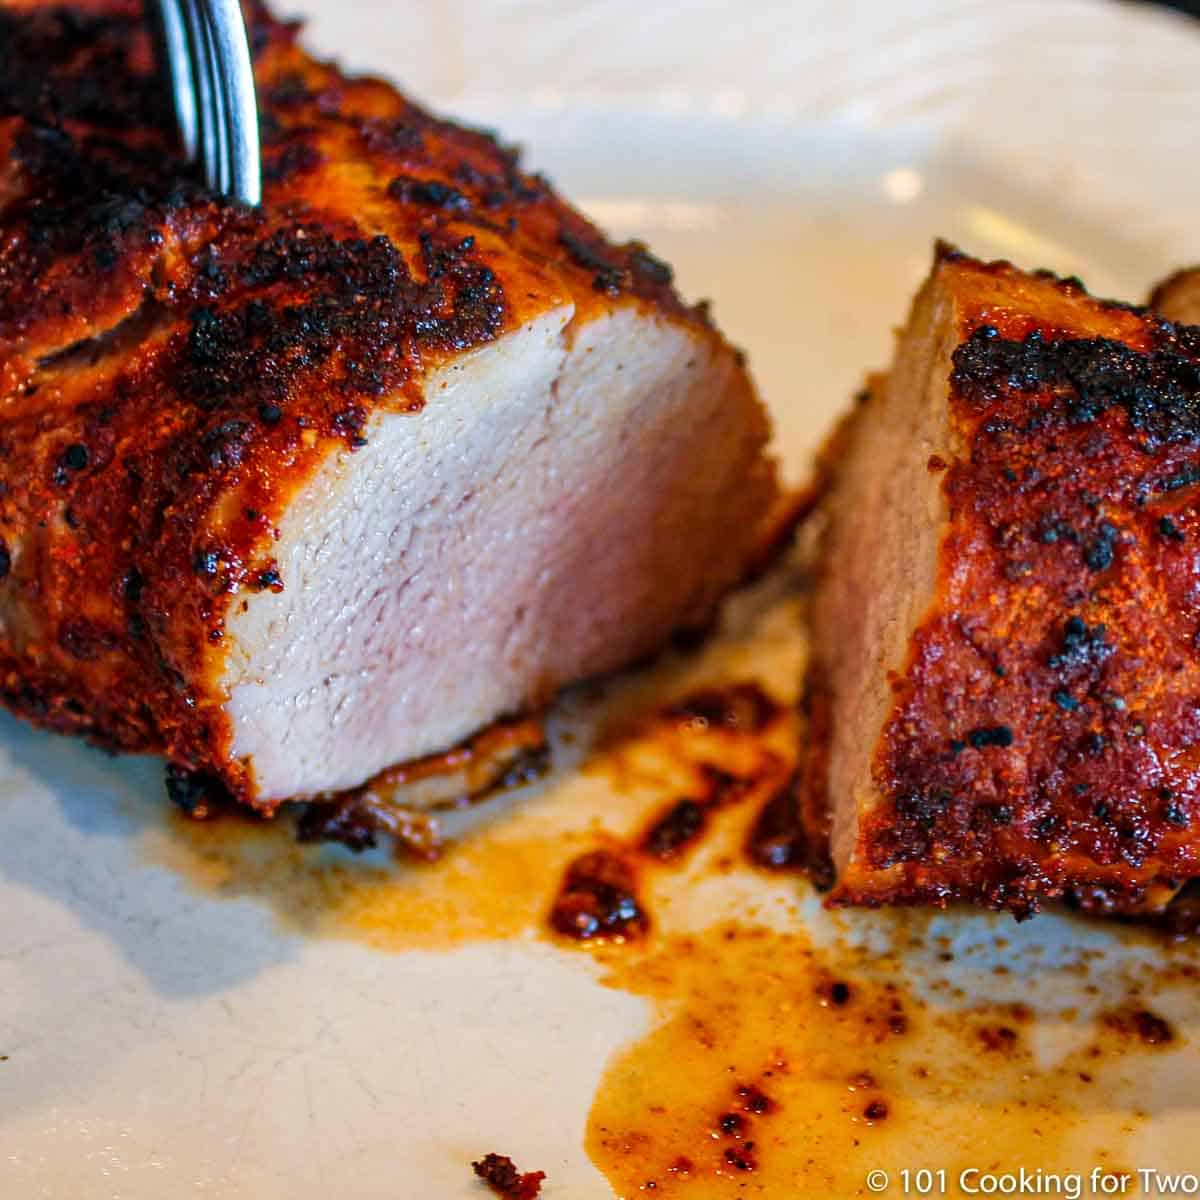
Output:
[1149, 265, 1200, 326]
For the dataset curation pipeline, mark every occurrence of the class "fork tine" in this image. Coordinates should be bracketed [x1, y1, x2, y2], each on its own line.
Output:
[197, 1, 232, 195]
[154, 0, 261, 205]
[180, 0, 218, 191]
[155, 0, 197, 160]
[203, 0, 262, 205]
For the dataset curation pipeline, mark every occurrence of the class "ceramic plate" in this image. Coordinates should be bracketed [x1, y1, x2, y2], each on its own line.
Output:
[3, 2, 1200, 1197]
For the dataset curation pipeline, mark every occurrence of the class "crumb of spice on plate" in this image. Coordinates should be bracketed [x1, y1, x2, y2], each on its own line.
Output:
[472, 1153, 546, 1198]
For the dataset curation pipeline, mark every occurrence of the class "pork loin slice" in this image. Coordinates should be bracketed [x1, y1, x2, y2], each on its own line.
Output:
[0, 4, 780, 808]
[802, 245, 1200, 916]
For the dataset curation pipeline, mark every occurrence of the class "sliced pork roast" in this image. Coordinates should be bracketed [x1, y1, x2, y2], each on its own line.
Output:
[801, 245, 1200, 917]
[0, 3, 781, 809]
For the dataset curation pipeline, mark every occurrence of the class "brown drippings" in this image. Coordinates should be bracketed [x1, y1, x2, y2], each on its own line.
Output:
[147, 805, 571, 951]
[295, 715, 549, 856]
[549, 849, 648, 943]
[745, 773, 806, 871]
[545, 679, 794, 940]
[1101, 1007, 1176, 1046]
[585, 921, 1191, 1198]
[642, 799, 709, 862]
[661, 683, 782, 736]
[296, 794, 442, 860]
[146, 676, 796, 954]
[138, 655, 1198, 1196]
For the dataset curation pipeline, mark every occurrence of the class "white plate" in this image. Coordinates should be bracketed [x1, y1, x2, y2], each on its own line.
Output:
[3, 2, 1200, 1197]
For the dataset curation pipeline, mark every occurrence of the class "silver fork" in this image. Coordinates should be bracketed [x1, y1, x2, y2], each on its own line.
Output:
[155, 0, 262, 206]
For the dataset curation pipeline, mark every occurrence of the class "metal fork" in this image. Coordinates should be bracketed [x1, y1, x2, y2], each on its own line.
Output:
[154, 0, 262, 206]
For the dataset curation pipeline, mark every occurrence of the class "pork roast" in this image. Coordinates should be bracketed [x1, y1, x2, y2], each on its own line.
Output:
[802, 245, 1200, 916]
[0, 3, 781, 808]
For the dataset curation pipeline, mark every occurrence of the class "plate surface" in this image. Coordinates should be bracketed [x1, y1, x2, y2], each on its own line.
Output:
[2, 2, 1200, 1197]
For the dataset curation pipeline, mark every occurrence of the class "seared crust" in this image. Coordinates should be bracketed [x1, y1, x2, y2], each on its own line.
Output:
[820, 246, 1200, 916]
[0, 2, 726, 805]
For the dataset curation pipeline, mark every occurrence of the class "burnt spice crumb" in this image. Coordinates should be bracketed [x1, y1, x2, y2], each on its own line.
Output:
[164, 764, 229, 820]
[471, 1153, 545, 1199]
[967, 725, 1014, 749]
[387, 174, 472, 212]
[629, 242, 673, 286]
[1035, 815, 1058, 841]
[1159, 515, 1186, 541]
[62, 443, 89, 471]
[1084, 521, 1117, 572]
[1049, 616, 1112, 671]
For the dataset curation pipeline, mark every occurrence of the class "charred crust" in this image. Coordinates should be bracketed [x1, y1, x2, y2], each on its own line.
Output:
[965, 725, 1013, 750]
[164, 763, 232, 819]
[558, 228, 625, 295]
[387, 173, 471, 212]
[179, 226, 505, 421]
[951, 325, 1200, 448]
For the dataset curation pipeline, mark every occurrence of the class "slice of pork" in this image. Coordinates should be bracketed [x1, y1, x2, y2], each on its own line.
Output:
[803, 245, 1200, 917]
[224, 302, 775, 801]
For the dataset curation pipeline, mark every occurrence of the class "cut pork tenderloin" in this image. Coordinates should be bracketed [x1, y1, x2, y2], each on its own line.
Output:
[801, 244, 1200, 917]
[0, 2, 781, 808]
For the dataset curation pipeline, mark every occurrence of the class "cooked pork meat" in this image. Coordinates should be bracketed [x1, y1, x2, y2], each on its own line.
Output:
[802, 245, 1200, 917]
[0, 2, 781, 808]
[1150, 266, 1200, 325]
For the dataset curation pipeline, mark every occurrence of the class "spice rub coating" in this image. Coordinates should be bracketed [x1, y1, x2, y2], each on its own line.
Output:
[0, 2, 777, 807]
[806, 245, 1200, 916]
